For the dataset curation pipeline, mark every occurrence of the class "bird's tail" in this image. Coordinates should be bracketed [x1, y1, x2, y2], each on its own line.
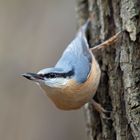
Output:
[77, 18, 90, 38]
[78, 18, 122, 52]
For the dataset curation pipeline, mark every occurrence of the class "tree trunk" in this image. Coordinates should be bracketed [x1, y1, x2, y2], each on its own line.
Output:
[76, 0, 140, 140]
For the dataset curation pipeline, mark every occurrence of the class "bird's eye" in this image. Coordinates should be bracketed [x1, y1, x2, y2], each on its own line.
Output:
[49, 73, 56, 78]
[44, 73, 57, 78]
[38, 74, 44, 77]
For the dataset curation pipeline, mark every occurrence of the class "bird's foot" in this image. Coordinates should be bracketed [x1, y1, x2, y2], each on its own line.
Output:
[91, 99, 111, 120]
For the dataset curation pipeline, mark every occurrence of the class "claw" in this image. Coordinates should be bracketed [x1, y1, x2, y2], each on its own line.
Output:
[101, 110, 112, 120]
[91, 99, 112, 120]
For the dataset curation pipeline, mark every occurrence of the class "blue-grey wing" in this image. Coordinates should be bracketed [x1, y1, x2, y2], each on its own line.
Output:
[55, 21, 92, 83]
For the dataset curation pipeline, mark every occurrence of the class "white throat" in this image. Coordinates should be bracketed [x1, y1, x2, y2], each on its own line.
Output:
[43, 77, 69, 88]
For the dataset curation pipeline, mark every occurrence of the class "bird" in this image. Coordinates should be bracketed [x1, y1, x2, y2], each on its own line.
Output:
[22, 19, 121, 114]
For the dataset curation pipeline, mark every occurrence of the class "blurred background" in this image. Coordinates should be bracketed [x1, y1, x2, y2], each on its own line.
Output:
[0, 0, 87, 140]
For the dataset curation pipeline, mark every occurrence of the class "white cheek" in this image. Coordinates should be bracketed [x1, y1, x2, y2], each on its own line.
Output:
[44, 78, 69, 88]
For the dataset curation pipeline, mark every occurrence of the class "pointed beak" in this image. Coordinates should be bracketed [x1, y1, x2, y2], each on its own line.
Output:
[21, 73, 44, 81]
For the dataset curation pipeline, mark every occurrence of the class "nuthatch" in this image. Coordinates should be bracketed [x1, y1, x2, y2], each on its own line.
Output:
[22, 20, 121, 114]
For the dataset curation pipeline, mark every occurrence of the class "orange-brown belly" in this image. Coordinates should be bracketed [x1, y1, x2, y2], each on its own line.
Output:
[47, 88, 97, 110]
[41, 55, 101, 110]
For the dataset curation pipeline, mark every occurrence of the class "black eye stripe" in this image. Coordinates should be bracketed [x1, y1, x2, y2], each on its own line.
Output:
[40, 70, 74, 79]
[46, 73, 59, 78]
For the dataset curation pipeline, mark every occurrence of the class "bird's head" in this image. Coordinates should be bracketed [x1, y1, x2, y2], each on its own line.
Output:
[22, 67, 74, 88]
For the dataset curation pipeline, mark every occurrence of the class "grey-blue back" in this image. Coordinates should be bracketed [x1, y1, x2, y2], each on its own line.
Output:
[55, 23, 92, 83]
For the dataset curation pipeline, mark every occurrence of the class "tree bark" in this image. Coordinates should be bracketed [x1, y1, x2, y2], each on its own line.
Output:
[76, 0, 140, 140]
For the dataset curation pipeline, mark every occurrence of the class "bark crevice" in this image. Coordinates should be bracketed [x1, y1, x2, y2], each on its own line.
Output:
[76, 0, 140, 140]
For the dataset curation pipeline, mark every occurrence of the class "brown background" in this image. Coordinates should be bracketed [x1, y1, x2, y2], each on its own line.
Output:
[0, 0, 86, 140]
